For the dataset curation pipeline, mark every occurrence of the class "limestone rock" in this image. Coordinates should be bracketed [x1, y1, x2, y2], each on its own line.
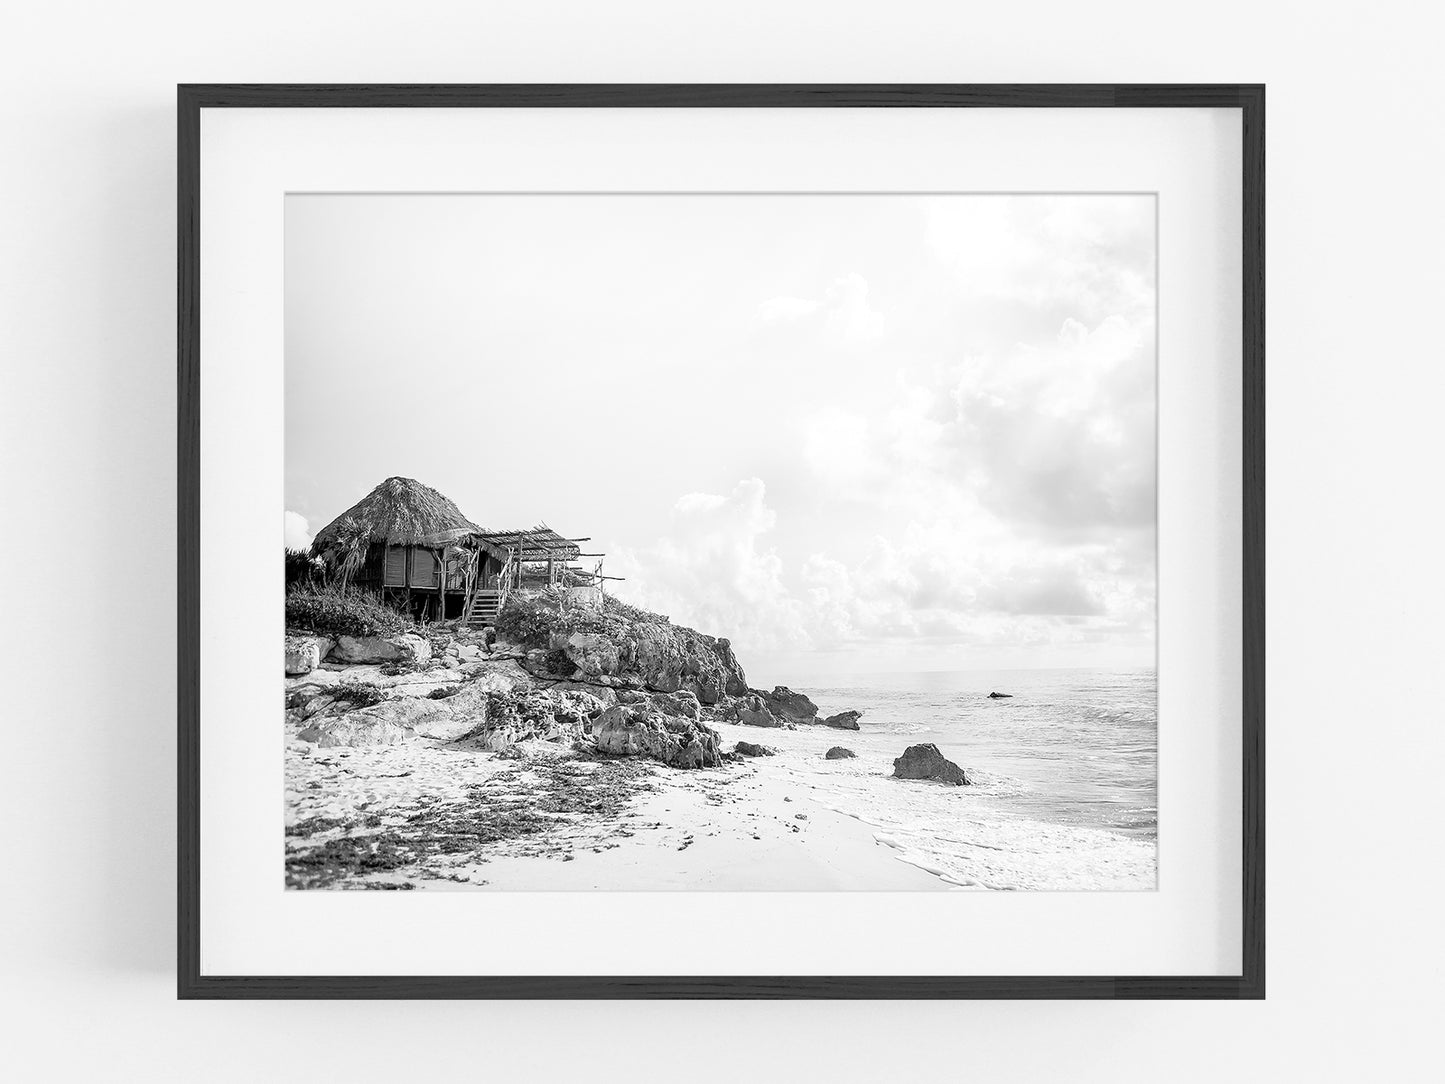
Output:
[296, 714, 412, 748]
[710, 637, 750, 697]
[822, 710, 862, 731]
[892, 743, 971, 785]
[652, 689, 701, 720]
[734, 741, 776, 757]
[987, 691, 1013, 699]
[556, 630, 621, 677]
[328, 633, 432, 666]
[591, 703, 722, 768]
[285, 635, 333, 676]
[757, 685, 819, 725]
[733, 694, 784, 728]
[825, 746, 856, 759]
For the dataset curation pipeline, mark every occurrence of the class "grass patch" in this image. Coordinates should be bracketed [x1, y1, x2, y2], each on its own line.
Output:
[495, 590, 671, 651]
[334, 682, 386, 708]
[285, 584, 415, 639]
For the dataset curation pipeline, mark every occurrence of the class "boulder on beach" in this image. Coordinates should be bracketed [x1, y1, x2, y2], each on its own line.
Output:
[756, 685, 820, 725]
[892, 743, 971, 785]
[285, 635, 333, 676]
[825, 746, 856, 760]
[734, 741, 776, 757]
[987, 691, 1013, 699]
[733, 693, 785, 728]
[591, 703, 722, 769]
[651, 689, 702, 720]
[328, 633, 432, 666]
[822, 710, 862, 731]
[296, 714, 413, 748]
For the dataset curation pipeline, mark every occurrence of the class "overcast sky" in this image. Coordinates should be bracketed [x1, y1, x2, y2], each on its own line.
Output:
[286, 194, 1155, 683]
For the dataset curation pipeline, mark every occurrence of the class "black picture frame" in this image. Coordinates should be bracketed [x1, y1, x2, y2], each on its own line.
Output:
[178, 83, 1264, 1000]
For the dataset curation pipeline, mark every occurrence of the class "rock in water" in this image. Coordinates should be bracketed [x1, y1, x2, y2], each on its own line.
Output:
[825, 746, 856, 760]
[822, 710, 862, 731]
[592, 704, 722, 768]
[892, 743, 971, 785]
[987, 691, 1013, 699]
[734, 741, 776, 757]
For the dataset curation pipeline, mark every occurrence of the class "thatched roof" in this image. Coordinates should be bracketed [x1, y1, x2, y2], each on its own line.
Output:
[311, 477, 479, 552]
[474, 525, 583, 561]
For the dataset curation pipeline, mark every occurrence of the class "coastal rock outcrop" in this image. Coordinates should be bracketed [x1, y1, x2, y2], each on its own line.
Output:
[591, 703, 722, 768]
[987, 691, 1013, 699]
[291, 660, 596, 750]
[328, 633, 432, 666]
[651, 690, 702, 720]
[892, 743, 972, 786]
[822, 710, 862, 731]
[733, 693, 785, 728]
[825, 746, 856, 759]
[756, 686, 820, 725]
[285, 635, 333, 675]
[734, 741, 776, 757]
[542, 618, 746, 706]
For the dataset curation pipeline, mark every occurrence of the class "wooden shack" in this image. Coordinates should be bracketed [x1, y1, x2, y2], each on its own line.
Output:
[308, 476, 606, 624]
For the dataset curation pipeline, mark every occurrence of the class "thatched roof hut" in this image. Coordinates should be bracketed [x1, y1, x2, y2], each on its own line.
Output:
[311, 477, 478, 551]
[306, 476, 602, 623]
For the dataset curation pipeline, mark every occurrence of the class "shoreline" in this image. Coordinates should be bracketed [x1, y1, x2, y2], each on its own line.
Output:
[285, 722, 947, 891]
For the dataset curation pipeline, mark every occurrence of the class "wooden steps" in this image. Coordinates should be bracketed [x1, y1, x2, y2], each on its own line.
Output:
[463, 588, 503, 627]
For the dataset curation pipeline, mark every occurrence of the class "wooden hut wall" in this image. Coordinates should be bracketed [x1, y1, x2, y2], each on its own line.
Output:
[383, 545, 408, 587]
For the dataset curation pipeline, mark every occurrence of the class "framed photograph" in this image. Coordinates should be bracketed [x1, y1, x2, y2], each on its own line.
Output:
[178, 84, 1263, 998]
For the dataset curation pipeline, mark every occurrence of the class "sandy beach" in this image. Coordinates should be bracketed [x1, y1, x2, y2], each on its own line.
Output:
[285, 715, 946, 891]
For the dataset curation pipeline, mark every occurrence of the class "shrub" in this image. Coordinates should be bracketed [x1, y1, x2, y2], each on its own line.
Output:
[334, 682, 386, 708]
[495, 594, 563, 648]
[285, 585, 413, 639]
[602, 594, 670, 626]
[284, 548, 323, 589]
[543, 647, 575, 675]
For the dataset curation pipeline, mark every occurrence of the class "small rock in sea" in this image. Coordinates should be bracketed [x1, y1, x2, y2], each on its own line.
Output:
[987, 691, 1013, 699]
[794, 813, 808, 821]
[783, 796, 792, 802]
[892, 743, 972, 785]
[822, 710, 863, 731]
[825, 746, 856, 760]
[734, 741, 776, 757]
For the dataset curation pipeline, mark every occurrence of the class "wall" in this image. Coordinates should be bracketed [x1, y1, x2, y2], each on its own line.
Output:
[1, 2, 1441, 1080]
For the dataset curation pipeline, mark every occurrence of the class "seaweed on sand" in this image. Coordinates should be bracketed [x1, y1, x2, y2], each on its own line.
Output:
[284, 754, 656, 889]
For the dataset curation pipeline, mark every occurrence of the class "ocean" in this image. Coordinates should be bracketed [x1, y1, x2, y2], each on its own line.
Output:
[789, 668, 1158, 890]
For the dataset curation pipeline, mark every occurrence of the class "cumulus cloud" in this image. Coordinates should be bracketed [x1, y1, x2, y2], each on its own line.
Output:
[283, 510, 313, 551]
[608, 474, 1152, 667]
[607, 479, 809, 654]
[755, 273, 884, 344]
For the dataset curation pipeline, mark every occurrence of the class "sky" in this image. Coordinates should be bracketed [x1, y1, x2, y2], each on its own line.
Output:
[286, 194, 1156, 684]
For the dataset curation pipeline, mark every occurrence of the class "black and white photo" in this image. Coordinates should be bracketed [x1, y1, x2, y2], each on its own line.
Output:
[282, 192, 1159, 892]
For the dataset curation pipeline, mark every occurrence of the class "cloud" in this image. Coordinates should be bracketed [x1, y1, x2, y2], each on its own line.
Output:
[756, 295, 821, 323]
[950, 314, 1156, 536]
[755, 273, 884, 344]
[978, 564, 1105, 616]
[924, 195, 1155, 328]
[608, 477, 1151, 667]
[283, 510, 313, 551]
[607, 479, 809, 654]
